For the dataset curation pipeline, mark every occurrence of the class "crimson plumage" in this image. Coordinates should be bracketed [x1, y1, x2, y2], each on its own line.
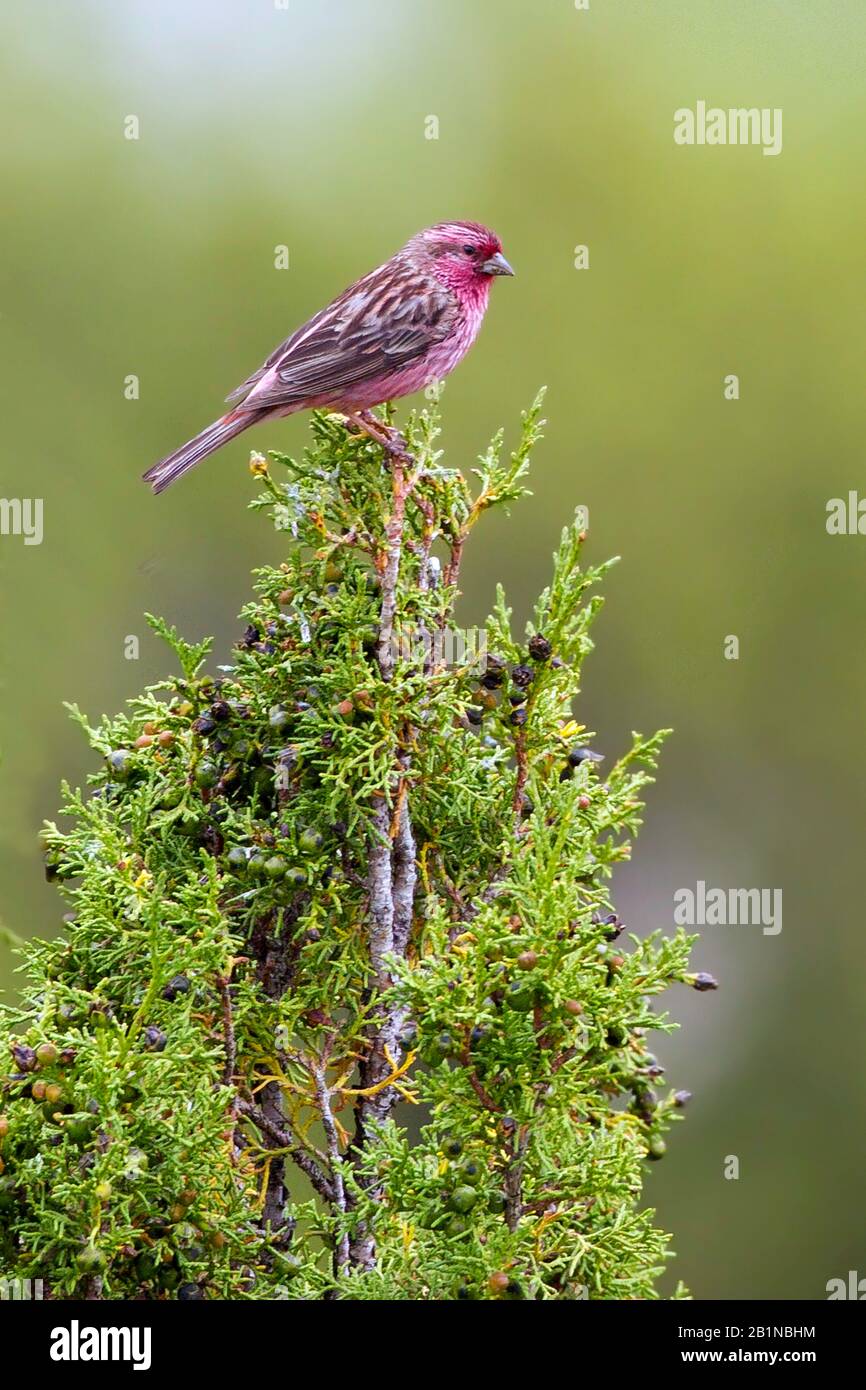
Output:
[143, 221, 513, 493]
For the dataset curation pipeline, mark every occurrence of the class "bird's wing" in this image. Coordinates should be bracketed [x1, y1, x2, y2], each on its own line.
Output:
[227, 261, 459, 412]
[224, 322, 307, 403]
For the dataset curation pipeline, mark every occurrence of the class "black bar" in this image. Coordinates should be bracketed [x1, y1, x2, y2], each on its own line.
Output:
[1, 1295, 857, 1376]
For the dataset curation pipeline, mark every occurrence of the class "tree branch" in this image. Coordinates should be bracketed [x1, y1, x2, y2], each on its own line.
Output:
[236, 1098, 335, 1206]
[311, 1039, 350, 1272]
[349, 447, 420, 1269]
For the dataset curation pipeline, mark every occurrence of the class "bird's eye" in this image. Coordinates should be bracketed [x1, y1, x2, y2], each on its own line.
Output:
[462, 244, 476, 256]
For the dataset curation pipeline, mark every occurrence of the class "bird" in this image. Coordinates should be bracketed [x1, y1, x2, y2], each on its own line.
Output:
[143, 221, 514, 493]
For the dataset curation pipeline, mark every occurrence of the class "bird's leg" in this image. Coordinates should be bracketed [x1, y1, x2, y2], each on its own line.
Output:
[344, 411, 414, 465]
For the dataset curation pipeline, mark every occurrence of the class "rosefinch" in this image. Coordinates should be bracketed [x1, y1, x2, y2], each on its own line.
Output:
[143, 221, 514, 493]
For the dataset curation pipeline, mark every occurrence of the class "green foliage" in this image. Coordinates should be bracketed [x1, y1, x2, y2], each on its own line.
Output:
[0, 393, 699, 1300]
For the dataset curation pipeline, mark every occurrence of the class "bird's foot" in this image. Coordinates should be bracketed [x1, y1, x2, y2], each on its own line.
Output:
[345, 412, 414, 465]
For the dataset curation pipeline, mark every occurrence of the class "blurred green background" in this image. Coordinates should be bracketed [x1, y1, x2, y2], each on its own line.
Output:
[2, 0, 865, 1299]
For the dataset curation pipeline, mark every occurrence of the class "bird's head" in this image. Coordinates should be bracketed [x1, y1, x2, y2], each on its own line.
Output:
[407, 221, 514, 297]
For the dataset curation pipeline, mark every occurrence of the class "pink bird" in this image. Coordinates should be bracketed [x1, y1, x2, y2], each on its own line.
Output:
[143, 221, 514, 493]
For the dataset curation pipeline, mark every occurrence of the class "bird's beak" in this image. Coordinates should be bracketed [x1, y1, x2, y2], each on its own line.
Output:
[479, 251, 515, 277]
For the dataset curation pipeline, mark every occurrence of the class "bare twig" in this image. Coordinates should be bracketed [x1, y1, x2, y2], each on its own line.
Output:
[511, 728, 529, 815]
[391, 766, 417, 957]
[236, 1098, 335, 1205]
[467, 1068, 502, 1114]
[503, 1123, 531, 1232]
[366, 796, 395, 987]
[312, 1039, 350, 1272]
[376, 457, 409, 680]
[460, 1031, 502, 1113]
[216, 973, 236, 1091]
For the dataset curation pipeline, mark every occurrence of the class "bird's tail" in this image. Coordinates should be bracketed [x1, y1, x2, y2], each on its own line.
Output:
[143, 410, 260, 494]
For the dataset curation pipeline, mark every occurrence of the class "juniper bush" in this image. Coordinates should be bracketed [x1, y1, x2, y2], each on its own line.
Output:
[0, 390, 704, 1300]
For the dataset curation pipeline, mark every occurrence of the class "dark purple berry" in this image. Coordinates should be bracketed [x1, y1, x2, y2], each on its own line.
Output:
[143, 1027, 167, 1052]
[106, 749, 132, 777]
[162, 975, 190, 1002]
[603, 914, 625, 941]
[528, 634, 552, 662]
[480, 655, 506, 689]
[11, 1044, 37, 1073]
[568, 746, 604, 768]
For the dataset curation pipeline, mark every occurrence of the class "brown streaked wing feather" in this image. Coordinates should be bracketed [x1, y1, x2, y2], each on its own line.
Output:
[225, 319, 318, 404]
[225, 370, 266, 404]
[225, 299, 339, 404]
[231, 260, 458, 412]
